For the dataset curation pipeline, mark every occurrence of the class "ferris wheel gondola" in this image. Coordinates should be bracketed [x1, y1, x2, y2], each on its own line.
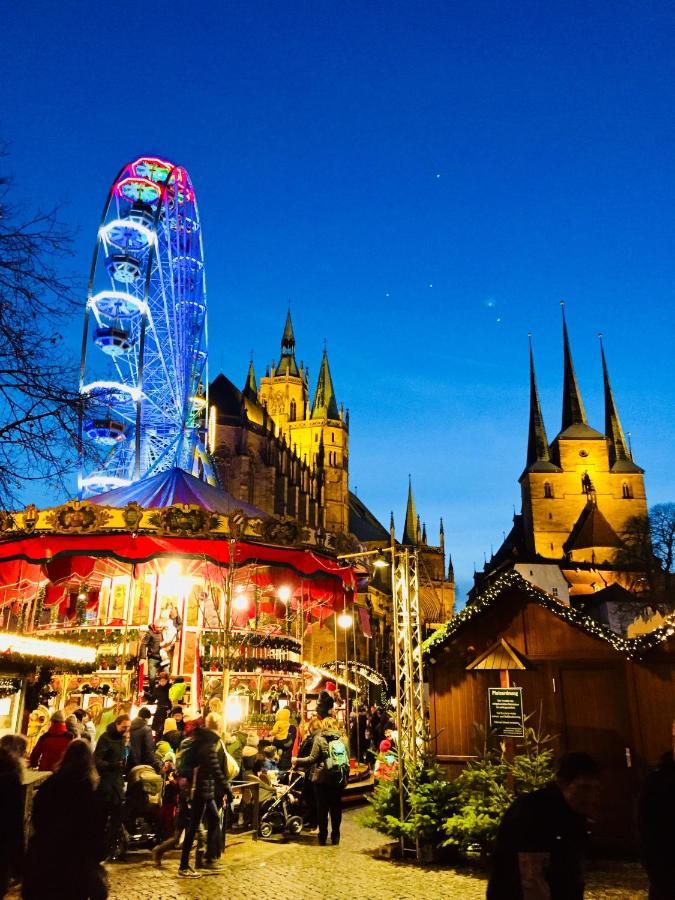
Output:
[78, 157, 215, 496]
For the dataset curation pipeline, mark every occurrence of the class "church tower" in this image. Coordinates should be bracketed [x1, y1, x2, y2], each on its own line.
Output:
[257, 314, 349, 535]
[258, 311, 310, 429]
[291, 348, 349, 534]
[519, 307, 647, 571]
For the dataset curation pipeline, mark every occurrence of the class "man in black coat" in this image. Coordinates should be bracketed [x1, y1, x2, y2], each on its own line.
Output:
[639, 720, 675, 900]
[487, 752, 600, 900]
[94, 713, 131, 858]
[129, 707, 159, 772]
[139, 623, 162, 692]
[178, 712, 230, 878]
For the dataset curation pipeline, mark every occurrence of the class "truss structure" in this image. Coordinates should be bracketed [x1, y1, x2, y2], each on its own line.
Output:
[390, 546, 425, 856]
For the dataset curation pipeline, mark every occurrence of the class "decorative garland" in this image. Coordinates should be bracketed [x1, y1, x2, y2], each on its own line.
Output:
[319, 659, 389, 705]
[0, 677, 21, 698]
[44, 628, 141, 646]
[201, 655, 302, 675]
[423, 569, 675, 661]
[32, 588, 45, 630]
[201, 630, 300, 652]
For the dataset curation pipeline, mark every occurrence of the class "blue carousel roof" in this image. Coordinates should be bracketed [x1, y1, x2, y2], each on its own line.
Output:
[89, 467, 267, 518]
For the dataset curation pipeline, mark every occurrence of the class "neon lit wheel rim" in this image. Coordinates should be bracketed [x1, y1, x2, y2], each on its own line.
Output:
[79, 156, 214, 496]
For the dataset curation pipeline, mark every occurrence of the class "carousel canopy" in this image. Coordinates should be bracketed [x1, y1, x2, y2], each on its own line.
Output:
[89, 467, 267, 519]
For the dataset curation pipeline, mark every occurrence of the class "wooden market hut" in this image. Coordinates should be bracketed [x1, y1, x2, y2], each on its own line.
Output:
[426, 570, 675, 850]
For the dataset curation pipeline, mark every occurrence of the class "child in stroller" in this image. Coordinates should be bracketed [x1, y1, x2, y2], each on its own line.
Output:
[257, 768, 306, 839]
[123, 764, 164, 850]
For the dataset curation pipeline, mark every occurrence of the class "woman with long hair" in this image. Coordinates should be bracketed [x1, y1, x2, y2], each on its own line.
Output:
[23, 739, 108, 900]
[0, 733, 27, 898]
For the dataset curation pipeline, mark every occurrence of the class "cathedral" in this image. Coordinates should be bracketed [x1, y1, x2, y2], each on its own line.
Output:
[207, 311, 455, 668]
[473, 307, 649, 618]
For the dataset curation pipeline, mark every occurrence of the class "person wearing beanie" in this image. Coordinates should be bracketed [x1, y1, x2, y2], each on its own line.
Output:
[130, 707, 159, 772]
[270, 708, 297, 772]
[163, 718, 182, 751]
[316, 683, 336, 719]
[374, 739, 397, 784]
[29, 710, 73, 772]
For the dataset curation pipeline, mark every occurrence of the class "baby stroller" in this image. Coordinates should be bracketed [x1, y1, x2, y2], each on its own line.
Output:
[258, 770, 305, 839]
[122, 765, 163, 851]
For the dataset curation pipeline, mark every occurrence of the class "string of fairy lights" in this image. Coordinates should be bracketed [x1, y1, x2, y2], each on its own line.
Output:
[423, 568, 675, 661]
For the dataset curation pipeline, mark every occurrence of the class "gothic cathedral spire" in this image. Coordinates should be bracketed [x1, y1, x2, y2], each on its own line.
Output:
[243, 358, 257, 401]
[311, 349, 339, 419]
[526, 336, 551, 467]
[277, 309, 299, 376]
[561, 303, 587, 431]
[599, 336, 633, 469]
[402, 476, 417, 545]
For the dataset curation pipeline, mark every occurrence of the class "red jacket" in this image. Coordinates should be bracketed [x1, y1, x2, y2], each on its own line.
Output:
[29, 722, 73, 772]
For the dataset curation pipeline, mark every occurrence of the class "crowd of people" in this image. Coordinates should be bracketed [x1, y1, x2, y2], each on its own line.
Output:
[7, 674, 674, 899]
[0, 678, 362, 898]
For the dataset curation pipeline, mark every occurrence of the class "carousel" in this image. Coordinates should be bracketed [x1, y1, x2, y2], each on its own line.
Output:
[0, 467, 358, 738]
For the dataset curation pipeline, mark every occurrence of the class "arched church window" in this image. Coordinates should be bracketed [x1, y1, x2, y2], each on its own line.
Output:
[289, 400, 297, 422]
[544, 482, 554, 499]
[622, 482, 632, 499]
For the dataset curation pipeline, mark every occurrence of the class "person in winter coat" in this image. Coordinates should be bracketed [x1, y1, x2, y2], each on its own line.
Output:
[94, 714, 131, 859]
[170, 706, 186, 733]
[152, 673, 172, 737]
[293, 716, 349, 846]
[178, 712, 230, 878]
[487, 752, 600, 900]
[23, 740, 108, 900]
[270, 708, 297, 772]
[162, 718, 182, 751]
[139, 623, 163, 692]
[29, 710, 73, 772]
[74, 709, 96, 744]
[0, 735, 26, 898]
[296, 718, 322, 829]
[129, 708, 159, 771]
[316, 682, 336, 719]
[639, 719, 675, 899]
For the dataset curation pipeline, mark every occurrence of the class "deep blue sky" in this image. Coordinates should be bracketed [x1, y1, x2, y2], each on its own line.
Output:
[2, 1, 674, 602]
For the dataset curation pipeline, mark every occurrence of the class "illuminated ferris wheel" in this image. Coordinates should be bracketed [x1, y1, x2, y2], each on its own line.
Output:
[79, 157, 214, 496]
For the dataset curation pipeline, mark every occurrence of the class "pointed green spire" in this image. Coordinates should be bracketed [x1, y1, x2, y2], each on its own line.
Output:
[276, 309, 299, 376]
[311, 349, 339, 419]
[526, 336, 551, 467]
[402, 476, 418, 545]
[599, 336, 630, 467]
[561, 303, 587, 430]
[243, 358, 257, 401]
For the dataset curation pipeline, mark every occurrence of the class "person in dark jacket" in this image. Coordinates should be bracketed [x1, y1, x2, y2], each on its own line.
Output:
[171, 706, 185, 734]
[296, 717, 322, 829]
[0, 736, 26, 898]
[316, 682, 336, 719]
[23, 740, 107, 900]
[152, 672, 172, 737]
[293, 716, 349, 846]
[94, 714, 131, 860]
[129, 707, 159, 771]
[487, 752, 600, 900]
[139, 623, 162, 692]
[639, 720, 675, 900]
[178, 712, 230, 878]
[162, 718, 182, 751]
[29, 709, 73, 772]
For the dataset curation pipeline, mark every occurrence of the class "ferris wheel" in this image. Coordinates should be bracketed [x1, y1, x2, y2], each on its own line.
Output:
[79, 157, 215, 497]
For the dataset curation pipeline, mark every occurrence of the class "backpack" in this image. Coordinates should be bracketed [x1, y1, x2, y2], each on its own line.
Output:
[176, 736, 198, 778]
[325, 736, 350, 783]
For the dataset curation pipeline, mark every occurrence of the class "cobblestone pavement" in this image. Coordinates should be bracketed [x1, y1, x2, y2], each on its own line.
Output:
[102, 808, 649, 900]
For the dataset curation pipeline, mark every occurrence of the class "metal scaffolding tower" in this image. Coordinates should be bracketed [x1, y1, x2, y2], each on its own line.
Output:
[390, 545, 426, 856]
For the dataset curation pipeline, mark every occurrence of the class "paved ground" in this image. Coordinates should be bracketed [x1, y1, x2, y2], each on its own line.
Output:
[104, 808, 650, 900]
